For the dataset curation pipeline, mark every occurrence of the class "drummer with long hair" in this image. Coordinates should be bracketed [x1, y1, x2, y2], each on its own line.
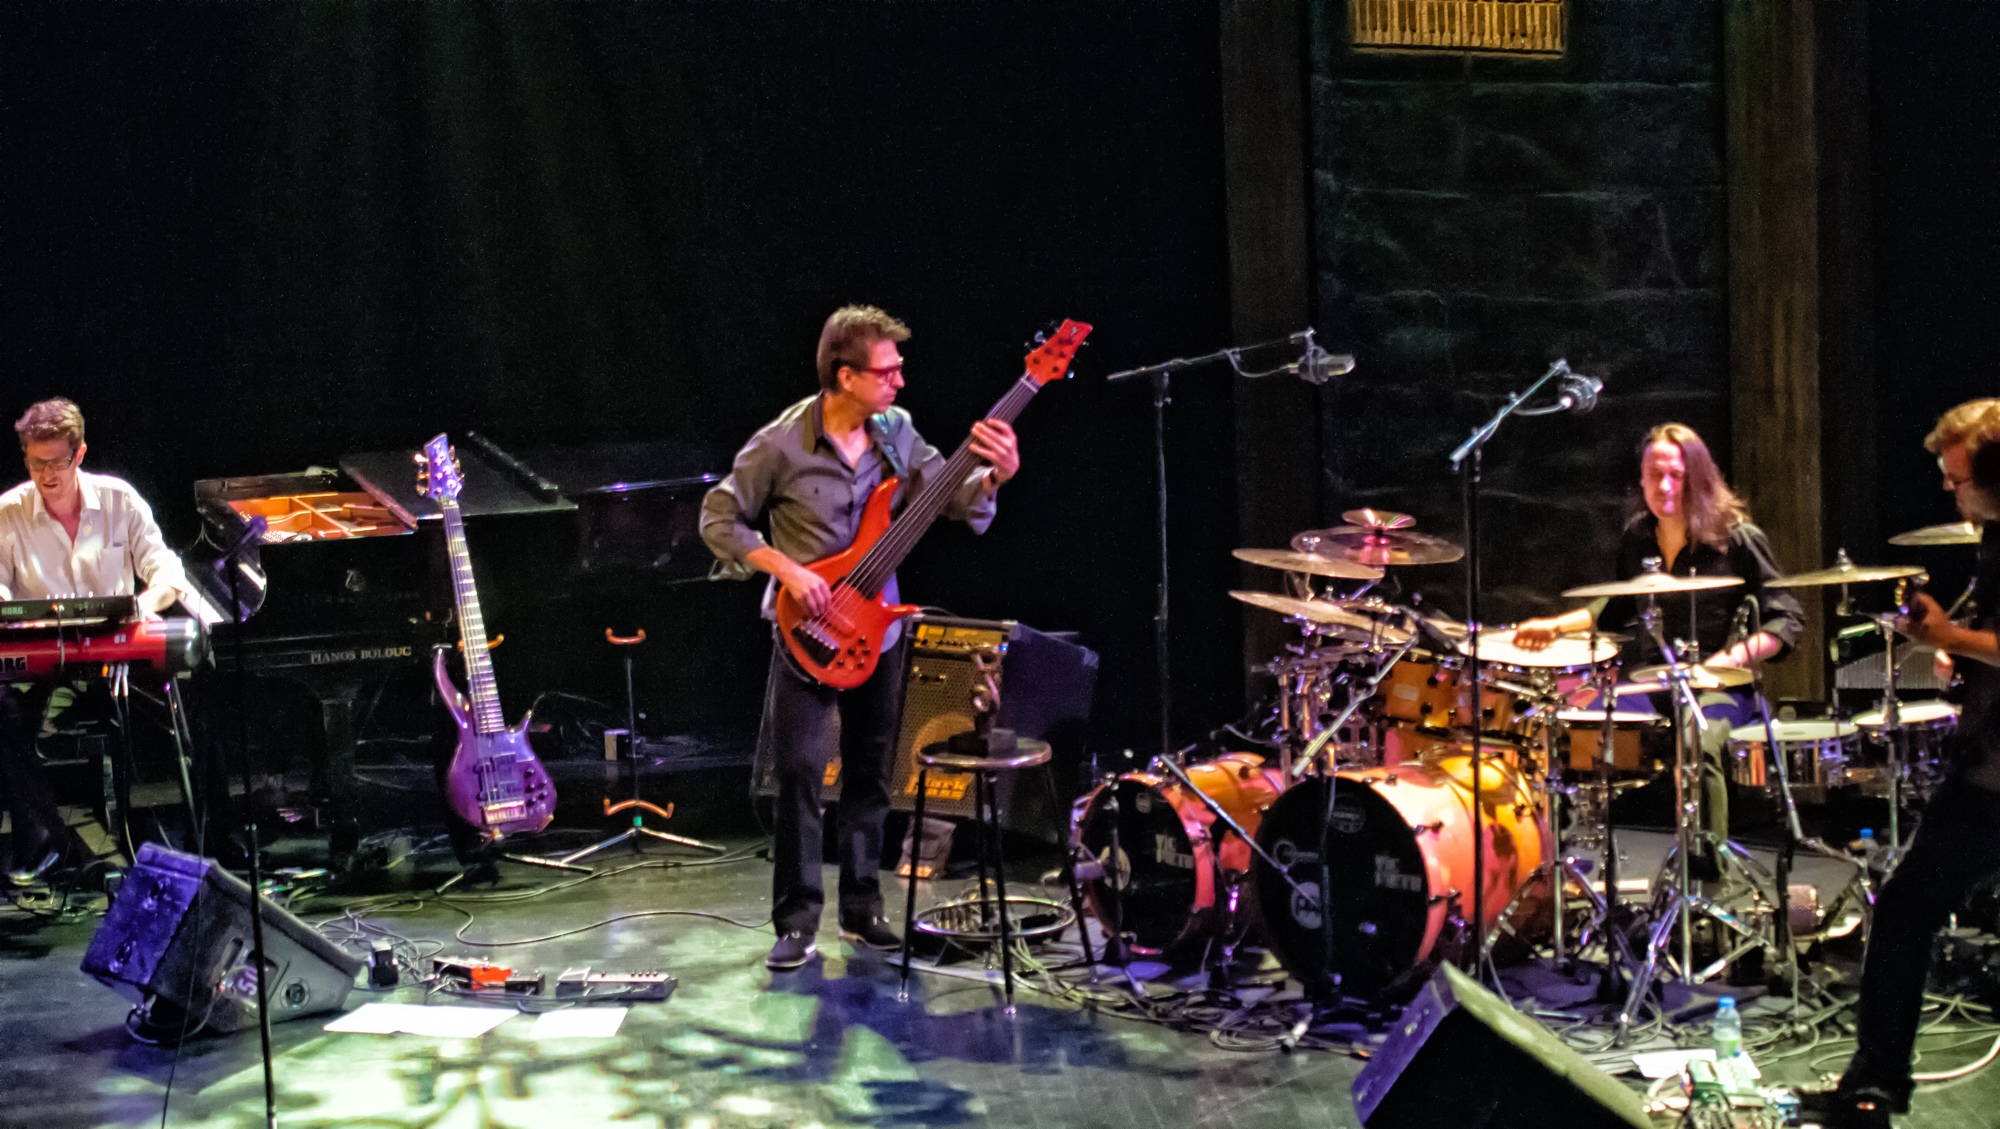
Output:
[1512, 422, 1805, 845]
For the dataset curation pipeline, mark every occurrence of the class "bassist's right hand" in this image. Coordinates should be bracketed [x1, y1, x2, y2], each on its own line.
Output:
[780, 563, 832, 618]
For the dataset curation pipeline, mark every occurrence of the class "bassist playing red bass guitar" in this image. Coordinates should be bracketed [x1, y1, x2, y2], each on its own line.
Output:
[699, 305, 1087, 972]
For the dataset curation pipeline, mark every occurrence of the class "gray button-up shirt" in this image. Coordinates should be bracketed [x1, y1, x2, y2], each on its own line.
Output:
[700, 395, 997, 636]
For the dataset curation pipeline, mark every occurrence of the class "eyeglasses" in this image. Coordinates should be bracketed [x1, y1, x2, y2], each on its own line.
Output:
[852, 364, 904, 382]
[24, 454, 75, 473]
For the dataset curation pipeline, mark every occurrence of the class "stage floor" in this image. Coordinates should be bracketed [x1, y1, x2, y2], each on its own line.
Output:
[3, 825, 2000, 1128]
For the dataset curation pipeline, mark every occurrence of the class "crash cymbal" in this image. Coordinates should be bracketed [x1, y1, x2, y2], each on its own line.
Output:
[1561, 573, 1745, 598]
[1228, 590, 1412, 643]
[1290, 527, 1465, 567]
[1617, 663, 1753, 694]
[1232, 547, 1385, 581]
[1765, 561, 1925, 589]
[1888, 521, 1981, 547]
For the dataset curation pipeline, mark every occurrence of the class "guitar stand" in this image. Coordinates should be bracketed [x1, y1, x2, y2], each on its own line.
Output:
[514, 629, 724, 872]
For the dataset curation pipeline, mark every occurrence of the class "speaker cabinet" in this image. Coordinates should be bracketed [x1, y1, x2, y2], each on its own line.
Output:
[754, 615, 1097, 840]
[82, 843, 364, 1034]
[1353, 963, 1649, 1128]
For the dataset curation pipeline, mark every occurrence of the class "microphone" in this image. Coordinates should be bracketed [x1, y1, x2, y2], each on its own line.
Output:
[1553, 365, 1602, 413]
[1288, 330, 1355, 385]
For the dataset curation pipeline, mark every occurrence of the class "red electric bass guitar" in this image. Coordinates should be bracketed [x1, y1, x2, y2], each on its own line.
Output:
[776, 319, 1092, 689]
[420, 434, 557, 841]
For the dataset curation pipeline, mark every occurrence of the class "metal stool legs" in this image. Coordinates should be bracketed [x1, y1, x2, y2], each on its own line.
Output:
[898, 766, 931, 1000]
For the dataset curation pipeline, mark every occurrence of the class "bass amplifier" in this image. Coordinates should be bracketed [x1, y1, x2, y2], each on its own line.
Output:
[755, 615, 1097, 840]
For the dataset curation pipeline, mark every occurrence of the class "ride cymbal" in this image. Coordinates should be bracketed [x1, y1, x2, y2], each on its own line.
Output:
[1888, 521, 1980, 547]
[1232, 547, 1385, 581]
[1561, 573, 1745, 598]
[1764, 562, 1925, 589]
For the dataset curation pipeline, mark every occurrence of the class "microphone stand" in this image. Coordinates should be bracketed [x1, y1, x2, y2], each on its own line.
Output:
[1106, 329, 1352, 760]
[213, 518, 280, 1128]
[1446, 359, 1585, 978]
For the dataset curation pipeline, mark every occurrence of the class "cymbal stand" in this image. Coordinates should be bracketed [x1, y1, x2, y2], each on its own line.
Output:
[1840, 576, 1924, 874]
[1740, 595, 1803, 1011]
[1615, 598, 1781, 1042]
[1483, 673, 1605, 974]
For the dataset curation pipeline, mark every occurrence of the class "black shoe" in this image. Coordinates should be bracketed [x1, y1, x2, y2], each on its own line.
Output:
[1800, 1086, 1897, 1129]
[766, 930, 817, 970]
[841, 916, 901, 951]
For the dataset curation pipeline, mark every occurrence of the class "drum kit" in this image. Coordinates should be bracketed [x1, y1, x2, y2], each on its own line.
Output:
[1069, 509, 1975, 1034]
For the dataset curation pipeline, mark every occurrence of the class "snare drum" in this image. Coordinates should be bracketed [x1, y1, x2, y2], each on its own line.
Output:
[1076, 753, 1287, 955]
[1727, 719, 1860, 799]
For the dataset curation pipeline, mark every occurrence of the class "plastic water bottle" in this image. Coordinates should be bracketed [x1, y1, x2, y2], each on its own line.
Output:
[1712, 996, 1743, 1060]
[1857, 827, 1878, 860]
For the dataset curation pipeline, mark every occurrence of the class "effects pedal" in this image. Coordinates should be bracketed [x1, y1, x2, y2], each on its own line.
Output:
[554, 968, 678, 1002]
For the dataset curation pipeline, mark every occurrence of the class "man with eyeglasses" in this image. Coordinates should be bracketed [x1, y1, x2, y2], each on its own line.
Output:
[0, 397, 192, 884]
[700, 305, 1018, 972]
[1822, 398, 2000, 1127]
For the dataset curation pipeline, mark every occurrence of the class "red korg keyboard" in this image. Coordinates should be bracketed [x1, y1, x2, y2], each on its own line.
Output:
[0, 617, 208, 679]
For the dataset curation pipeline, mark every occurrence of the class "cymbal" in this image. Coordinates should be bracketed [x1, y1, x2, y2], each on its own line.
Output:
[1617, 664, 1753, 694]
[1289, 527, 1465, 567]
[1232, 547, 1384, 581]
[1339, 508, 1415, 531]
[1765, 562, 1925, 589]
[1888, 521, 1981, 547]
[1562, 573, 1744, 598]
[1228, 590, 1412, 644]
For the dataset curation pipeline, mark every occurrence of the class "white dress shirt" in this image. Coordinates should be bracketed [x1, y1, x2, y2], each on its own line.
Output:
[0, 472, 190, 603]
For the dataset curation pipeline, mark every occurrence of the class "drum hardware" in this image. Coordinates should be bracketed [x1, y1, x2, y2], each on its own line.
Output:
[1621, 663, 1753, 692]
[1888, 520, 1982, 547]
[1613, 584, 1785, 1043]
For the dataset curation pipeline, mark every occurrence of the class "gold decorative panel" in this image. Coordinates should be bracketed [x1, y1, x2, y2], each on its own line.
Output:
[1351, 0, 1565, 55]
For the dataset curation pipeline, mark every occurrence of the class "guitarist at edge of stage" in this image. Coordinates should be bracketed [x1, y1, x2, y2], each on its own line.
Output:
[699, 304, 1018, 974]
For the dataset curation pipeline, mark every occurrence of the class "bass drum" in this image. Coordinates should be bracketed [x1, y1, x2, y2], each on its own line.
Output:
[1252, 753, 1547, 1000]
[1077, 753, 1287, 955]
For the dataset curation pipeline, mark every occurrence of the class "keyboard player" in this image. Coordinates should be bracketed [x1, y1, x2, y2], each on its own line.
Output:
[0, 398, 194, 884]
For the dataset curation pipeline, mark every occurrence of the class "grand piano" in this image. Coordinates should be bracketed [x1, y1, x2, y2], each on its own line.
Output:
[188, 434, 722, 864]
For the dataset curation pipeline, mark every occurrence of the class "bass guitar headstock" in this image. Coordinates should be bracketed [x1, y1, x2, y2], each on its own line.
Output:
[416, 433, 466, 504]
[1024, 319, 1094, 386]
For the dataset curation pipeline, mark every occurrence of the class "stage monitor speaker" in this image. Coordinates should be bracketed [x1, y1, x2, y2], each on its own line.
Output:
[1352, 963, 1650, 1129]
[754, 615, 1097, 840]
[82, 843, 364, 1034]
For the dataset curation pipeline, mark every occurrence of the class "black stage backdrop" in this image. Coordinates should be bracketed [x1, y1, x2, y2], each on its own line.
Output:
[0, 2, 1239, 760]
[1869, 1, 2000, 607]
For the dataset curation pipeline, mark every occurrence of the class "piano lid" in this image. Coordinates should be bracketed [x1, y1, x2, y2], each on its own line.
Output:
[341, 444, 577, 521]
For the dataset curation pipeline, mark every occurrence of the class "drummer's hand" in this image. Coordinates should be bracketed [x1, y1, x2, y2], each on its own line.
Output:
[1935, 648, 1956, 684]
[1511, 617, 1565, 651]
[1897, 592, 1952, 648]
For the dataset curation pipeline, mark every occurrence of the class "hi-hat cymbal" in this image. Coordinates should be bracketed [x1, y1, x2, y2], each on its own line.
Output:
[1232, 547, 1385, 581]
[1289, 527, 1465, 567]
[1888, 521, 1981, 547]
[1228, 590, 1412, 643]
[1562, 573, 1745, 598]
[1765, 561, 1925, 589]
[1617, 664, 1753, 694]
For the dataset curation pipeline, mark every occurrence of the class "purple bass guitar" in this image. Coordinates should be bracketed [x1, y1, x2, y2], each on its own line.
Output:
[420, 433, 556, 841]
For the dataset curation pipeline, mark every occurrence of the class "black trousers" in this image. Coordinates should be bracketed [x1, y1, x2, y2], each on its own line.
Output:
[0, 682, 66, 872]
[763, 634, 905, 937]
[1841, 779, 2000, 1107]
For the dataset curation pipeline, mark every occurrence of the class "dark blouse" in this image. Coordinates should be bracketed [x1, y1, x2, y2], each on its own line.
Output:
[1596, 512, 1805, 668]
